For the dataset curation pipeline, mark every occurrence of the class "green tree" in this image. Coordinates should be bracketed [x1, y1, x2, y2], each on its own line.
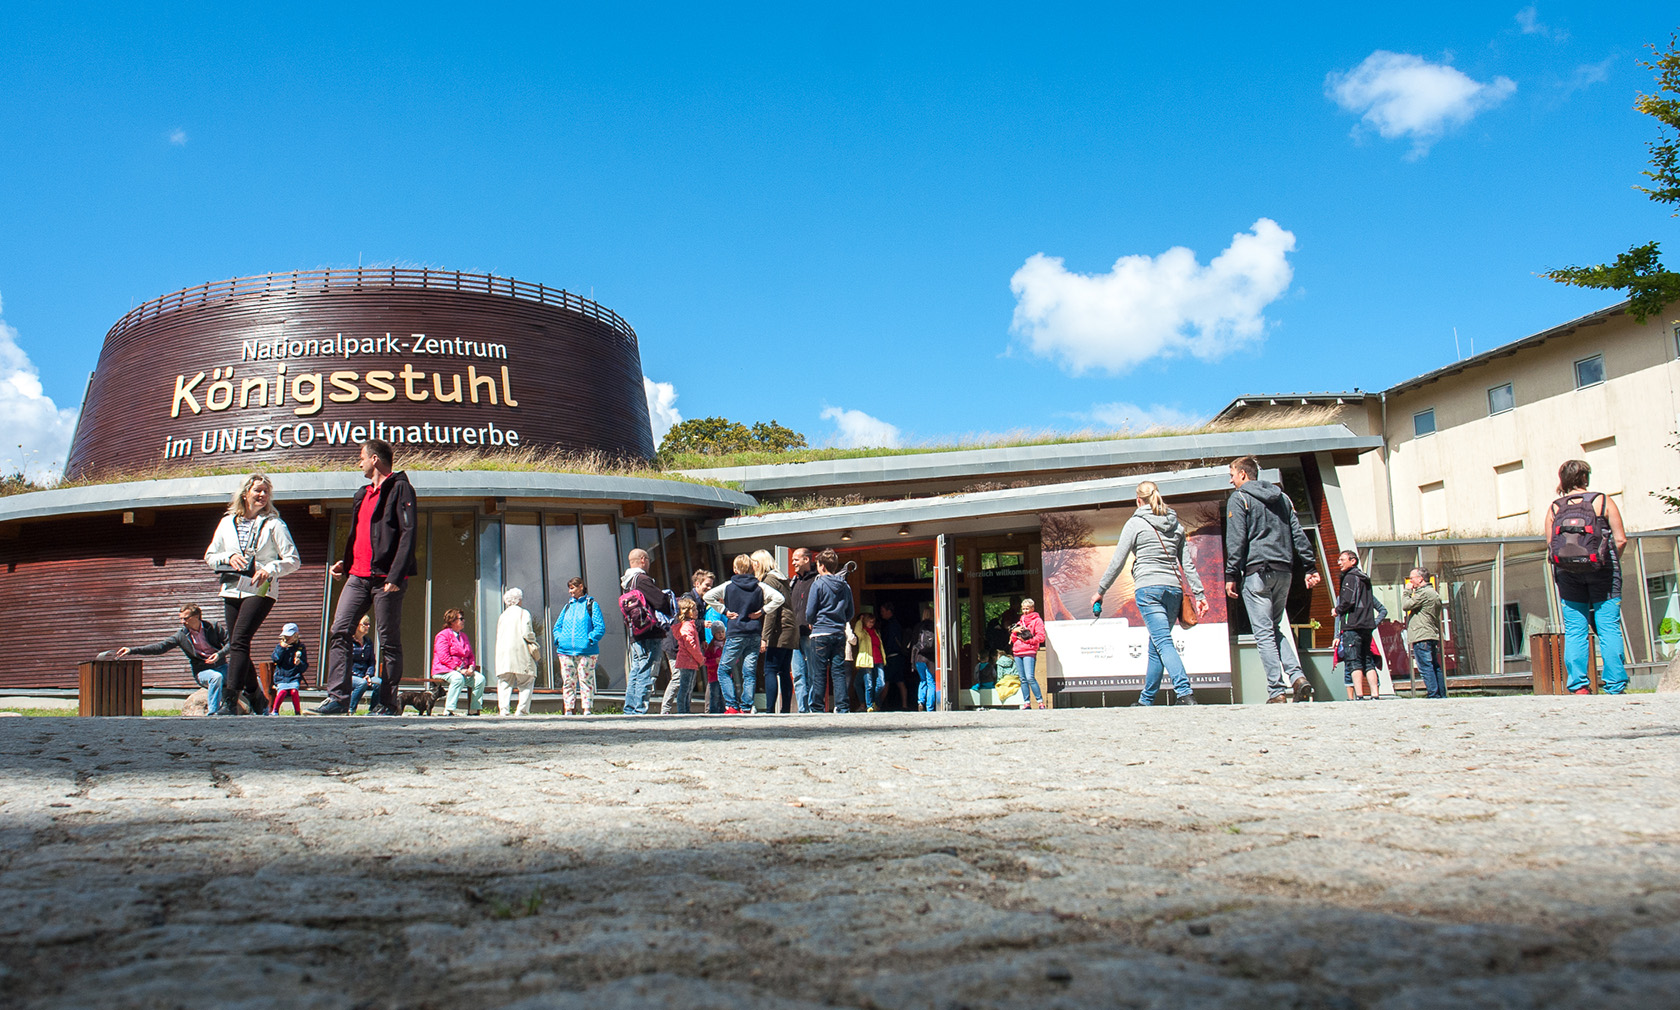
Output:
[1545, 33, 1680, 322]
[658, 417, 809, 457]
[749, 420, 808, 453]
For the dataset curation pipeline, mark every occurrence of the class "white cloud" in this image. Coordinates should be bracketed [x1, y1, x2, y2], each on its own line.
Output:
[643, 376, 682, 447]
[168, 127, 187, 146]
[1008, 218, 1297, 376]
[0, 295, 79, 481]
[820, 406, 902, 449]
[1083, 401, 1206, 432]
[1326, 51, 1516, 158]
[1565, 56, 1615, 95]
[1515, 7, 1566, 41]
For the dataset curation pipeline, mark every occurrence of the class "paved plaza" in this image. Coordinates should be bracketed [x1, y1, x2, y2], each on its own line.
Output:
[2, 695, 1679, 1009]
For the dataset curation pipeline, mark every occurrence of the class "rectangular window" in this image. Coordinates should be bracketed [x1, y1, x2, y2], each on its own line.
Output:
[1574, 353, 1605, 389]
[1495, 461, 1527, 518]
[1413, 408, 1436, 437]
[1419, 481, 1447, 534]
[1487, 383, 1514, 415]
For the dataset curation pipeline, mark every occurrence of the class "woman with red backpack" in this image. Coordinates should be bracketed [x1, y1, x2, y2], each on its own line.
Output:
[1548, 459, 1629, 694]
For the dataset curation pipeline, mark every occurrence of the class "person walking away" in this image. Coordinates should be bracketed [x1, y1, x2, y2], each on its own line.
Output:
[347, 616, 381, 713]
[877, 601, 908, 711]
[619, 548, 674, 715]
[753, 551, 798, 714]
[316, 439, 418, 715]
[1223, 456, 1323, 703]
[553, 577, 605, 715]
[1402, 568, 1445, 699]
[786, 547, 818, 712]
[1009, 599, 1050, 709]
[1093, 481, 1211, 706]
[852, 610, 887, 711]
[270, 623, 309, 715]
[667, 596, 706, 715]
[117, 603, 229, 716]
[705, 554, 785, 714]
[434, 609, 483, 715]
[1548, 459, 1629, 694]
[1334, 552, 1382, 700]
[204, 473, 300, 715]
[805, 549, 855, 712]
[911, 603, 939, 711]
[662, 569, 714, 714]
[495, 587, 539, 716]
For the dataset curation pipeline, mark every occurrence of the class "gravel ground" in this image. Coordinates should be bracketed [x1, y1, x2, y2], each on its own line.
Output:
[1, 695, 1677, 1009]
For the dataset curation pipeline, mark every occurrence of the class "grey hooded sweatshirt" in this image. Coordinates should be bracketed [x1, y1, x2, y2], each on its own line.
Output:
[1223, 479, 1317, 580]
[1097, 509, 1206, 598]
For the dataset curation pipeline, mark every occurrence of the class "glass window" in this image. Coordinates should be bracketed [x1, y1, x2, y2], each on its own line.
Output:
[1500, 548, 1552, 675]
[504, 512, 545, 682]
[1641, 536, 1680, 662]
[400, 513, 431, 682]
[429, 512, 478, 674]
[477, 517, 503, 678]
[582, 515, 627, 692]
[1413, 409, 1436, 437]
[1419, 543, 1498, 681]
[1575, 354, 1605, 388]
[544, 514, 584, 688]
[1487, 383, 1514, 415]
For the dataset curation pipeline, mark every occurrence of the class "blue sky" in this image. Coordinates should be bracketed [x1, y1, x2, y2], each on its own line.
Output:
[1, 4, 1676, 474]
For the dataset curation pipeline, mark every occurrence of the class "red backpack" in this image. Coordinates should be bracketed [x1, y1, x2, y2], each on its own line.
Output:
[1549, 493, 1611, 570]
[618, 588, 660, 636]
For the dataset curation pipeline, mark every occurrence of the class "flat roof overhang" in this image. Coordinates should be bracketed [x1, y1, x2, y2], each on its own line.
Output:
[701, 465, 1252, 546]
[678, 424, 1380, 495]
[0, 471, 756, 526]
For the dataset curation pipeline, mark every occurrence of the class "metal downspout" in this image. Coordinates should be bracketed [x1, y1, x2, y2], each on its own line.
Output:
[1381, 391, 1397, 538]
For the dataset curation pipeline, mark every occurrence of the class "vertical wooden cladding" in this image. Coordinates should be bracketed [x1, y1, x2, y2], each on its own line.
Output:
[67, 272, 655, 477]
[0, 505, 330, 690]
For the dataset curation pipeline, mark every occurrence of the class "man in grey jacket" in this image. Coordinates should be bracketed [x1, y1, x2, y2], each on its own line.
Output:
[1224, 456, 1322, 703]
[1402, 568, 1445, 699]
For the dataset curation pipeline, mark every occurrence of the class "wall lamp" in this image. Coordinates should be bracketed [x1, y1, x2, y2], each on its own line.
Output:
[897, 525, 910, 536]
[840, 530, 852, 541]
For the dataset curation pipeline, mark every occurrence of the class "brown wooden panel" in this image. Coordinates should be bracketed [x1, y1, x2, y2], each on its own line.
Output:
[0, 504, 329, 690]
[67, 270, 654, 477]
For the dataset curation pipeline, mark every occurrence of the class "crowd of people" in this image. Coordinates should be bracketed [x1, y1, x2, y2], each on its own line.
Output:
[113, 443, 1633, 714]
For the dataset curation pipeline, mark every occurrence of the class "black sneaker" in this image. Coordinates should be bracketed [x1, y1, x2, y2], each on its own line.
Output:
[311, 699, 350, 715]
[1175, 695, 1198, 706]
[1290, 677, 1314, 704]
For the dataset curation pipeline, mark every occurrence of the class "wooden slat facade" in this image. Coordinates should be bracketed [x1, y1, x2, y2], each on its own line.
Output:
[0, 504, 330, 690]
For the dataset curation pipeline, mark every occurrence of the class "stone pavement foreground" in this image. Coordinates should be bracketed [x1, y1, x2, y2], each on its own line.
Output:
[2, 696, 1679, 1010]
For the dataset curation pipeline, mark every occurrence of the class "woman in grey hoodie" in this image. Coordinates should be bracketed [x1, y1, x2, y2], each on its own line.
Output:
[1091, 481, 1209, 706]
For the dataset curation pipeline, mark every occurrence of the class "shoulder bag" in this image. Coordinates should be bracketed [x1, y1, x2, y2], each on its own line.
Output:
[1150, 525, 1200, 627]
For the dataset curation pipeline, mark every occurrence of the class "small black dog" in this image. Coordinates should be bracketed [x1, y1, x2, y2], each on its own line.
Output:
[396, 682, 445, 716]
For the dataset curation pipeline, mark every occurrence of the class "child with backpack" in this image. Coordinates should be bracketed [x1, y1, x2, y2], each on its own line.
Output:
[1548, 459, 1629, 694]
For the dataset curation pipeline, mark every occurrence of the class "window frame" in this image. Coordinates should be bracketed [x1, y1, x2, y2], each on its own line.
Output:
[1574, 353, 1605, 390]
[1487, 382, 1514, 416]
[1413, 408, 1437, 438]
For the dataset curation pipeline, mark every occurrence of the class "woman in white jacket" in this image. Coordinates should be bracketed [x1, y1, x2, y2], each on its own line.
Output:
[204, 473, 301, 714]
[494, 587, 539, 716]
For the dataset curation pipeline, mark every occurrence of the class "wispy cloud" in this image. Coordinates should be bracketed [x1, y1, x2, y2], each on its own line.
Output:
[0, 294, 80, 481]
[643, 376, 682, 446]
[168, 127, 188, 146]
[1009, 219, 1296, 376]
[1326, 51, 1516, 158]
[820, 406, 902, 449]
[1514, 6, 1567, 42]
[1564, 55, 1616, 96]
[1081, 401, 1206, 432]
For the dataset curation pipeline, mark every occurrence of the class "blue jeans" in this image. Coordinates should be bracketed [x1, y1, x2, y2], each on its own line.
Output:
[349, 674, 382, 712]
[1240, 568, 1304, 698]
[807, 633, 851, 712]
[197, 664, 227, 716]
[1412, 640, 1445, 698]
[792, 632, 815, 712]
[763, 646, 792, 713]
[717, 635, 761, 712]
[915, 660, 937, 711]
[624, 638, 661, 714]
[1135, 585, 1191, 703]
[1014, 653, 1043, 704]
[1562, 596, 1627, 693]
[859, 665, 885, 709]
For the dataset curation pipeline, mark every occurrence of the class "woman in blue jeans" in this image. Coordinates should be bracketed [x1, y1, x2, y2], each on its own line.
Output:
[1092, 481, 1210, 705]
[1548, 460, 1629, 694]
[910, 603, 939, 711]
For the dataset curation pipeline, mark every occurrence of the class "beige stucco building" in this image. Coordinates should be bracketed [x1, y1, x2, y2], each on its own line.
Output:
[1217, 299, 1680, 542]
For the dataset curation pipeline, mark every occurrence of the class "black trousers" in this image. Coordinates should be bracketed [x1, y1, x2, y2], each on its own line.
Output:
[222, 595, 276, 713]
[324, 575, 408, 708]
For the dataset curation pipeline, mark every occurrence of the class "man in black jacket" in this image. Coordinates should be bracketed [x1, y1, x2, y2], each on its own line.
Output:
[119, 603, 236, 715]
[785, 547, 818, 713]
[315, 439, 418, 715]
[1335, 551, 1382, 700]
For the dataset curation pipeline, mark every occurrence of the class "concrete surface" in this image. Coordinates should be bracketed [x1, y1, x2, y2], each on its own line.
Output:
[1, 695, 1677, 1009]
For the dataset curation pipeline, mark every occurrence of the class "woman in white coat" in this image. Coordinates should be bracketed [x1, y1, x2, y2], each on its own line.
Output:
[204, 473, 301, 715]
[494, 587, 540, 715]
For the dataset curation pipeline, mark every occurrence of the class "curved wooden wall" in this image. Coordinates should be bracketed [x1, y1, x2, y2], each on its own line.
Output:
[67, 270, 654, 477]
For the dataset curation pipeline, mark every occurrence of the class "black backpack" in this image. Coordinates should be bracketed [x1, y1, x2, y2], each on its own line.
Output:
[1550, 493, 1611, 570]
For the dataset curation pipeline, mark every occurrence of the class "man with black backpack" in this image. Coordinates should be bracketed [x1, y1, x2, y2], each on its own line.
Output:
[619, 548, 673, 715]
[1548, 459, 1629, 694]
[1334, 551, 1382, 701]
[1225, 456, 1323, 703]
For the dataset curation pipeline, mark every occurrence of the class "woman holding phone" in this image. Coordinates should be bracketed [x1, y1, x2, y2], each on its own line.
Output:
[204, 473, 301, 715]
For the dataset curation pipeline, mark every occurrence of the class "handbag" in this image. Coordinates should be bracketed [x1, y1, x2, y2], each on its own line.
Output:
[1149, 525, 1200, 627]
[213, 516, 264, 584]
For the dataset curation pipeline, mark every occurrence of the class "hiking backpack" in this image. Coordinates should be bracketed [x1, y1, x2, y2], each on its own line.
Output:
[1549, 493, 1611, 570]
[618, 587, 660, 636]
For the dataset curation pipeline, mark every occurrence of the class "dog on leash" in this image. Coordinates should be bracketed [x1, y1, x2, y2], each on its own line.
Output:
[396, 682, 445, 716]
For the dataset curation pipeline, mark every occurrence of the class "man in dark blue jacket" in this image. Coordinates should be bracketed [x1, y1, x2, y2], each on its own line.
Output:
[804, 549, 855, 713]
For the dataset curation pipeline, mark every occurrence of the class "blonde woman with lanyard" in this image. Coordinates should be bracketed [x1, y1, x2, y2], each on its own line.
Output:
[204, 473, 301, 715]
[1092, 480, 1209, 706]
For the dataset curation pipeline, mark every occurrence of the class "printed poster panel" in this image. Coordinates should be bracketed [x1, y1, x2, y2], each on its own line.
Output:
[1039, 501, 1231, 692]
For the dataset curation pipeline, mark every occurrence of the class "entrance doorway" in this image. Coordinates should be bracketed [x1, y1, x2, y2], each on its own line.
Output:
[948, 534, 1042, 707]
[834, 540, 938, 711]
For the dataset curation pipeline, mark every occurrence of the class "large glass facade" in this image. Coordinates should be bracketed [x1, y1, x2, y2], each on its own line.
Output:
[583, 514, 628, 692]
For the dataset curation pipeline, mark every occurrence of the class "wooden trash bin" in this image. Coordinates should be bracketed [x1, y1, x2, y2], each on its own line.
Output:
[78, 658, 144, 716]
[1530, 632, 1599, 694]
